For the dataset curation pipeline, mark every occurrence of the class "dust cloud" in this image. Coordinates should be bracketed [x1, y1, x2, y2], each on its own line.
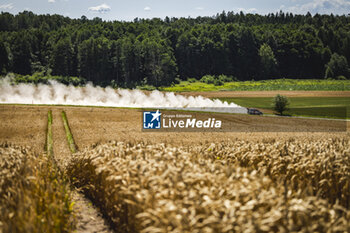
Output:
[0, 78, 246, 113]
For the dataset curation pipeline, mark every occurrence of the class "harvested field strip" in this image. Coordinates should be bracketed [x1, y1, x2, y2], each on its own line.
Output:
[46, 110, 53, 157]
[61, 111, 77, 153]
[0, 105, 47, 153]
[0, 143, 75, 233]
[67, 140, 350, 233]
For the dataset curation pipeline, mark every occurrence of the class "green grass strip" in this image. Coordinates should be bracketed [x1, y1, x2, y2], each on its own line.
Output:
[46, 110, 54, 157]
[160, 79, 350, 92]
[61, 111, 77, 153]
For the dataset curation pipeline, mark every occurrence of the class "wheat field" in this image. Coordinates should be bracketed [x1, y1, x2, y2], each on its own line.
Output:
[1, 105, 349, 232]
[67, 136, 350, 233]
[0, 143, 74, 233]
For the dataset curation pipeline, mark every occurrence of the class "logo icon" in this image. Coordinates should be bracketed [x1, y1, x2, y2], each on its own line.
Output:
[143, 110, 161, 129]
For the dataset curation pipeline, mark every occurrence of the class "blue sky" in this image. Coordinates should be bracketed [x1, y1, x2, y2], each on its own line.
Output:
[0, 0, 350, 21]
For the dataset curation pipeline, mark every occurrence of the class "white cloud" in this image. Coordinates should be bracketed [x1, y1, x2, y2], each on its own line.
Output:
[48, 0, 55, 3]
[195, 7, 204, 11]
[0, 3, 14, 10]
[144, 6, 151, 11]
[287, 0, 350, 15]
[88, 3, 111, 13]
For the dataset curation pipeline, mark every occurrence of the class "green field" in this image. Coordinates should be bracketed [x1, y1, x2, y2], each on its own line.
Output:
[217, 97, 350, 119]
[161, 79, 350, 92]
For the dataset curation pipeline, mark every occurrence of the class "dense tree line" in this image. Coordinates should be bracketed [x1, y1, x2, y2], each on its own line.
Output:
[0, 11, 350, 87]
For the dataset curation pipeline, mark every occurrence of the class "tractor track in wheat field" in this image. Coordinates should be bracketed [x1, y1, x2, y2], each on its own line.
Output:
[49, 109, 114, 233]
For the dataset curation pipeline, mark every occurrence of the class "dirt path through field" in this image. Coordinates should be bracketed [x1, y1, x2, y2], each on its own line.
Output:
[50, 109, 114, 233]
[52, 110, 71, 168]
[71, 191, 113, 233]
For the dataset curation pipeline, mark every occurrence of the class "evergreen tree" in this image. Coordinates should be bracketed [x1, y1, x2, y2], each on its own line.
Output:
[52, 37, 73, 76]
[0, 41, 9, 74]
[11, 33, 32, 74]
